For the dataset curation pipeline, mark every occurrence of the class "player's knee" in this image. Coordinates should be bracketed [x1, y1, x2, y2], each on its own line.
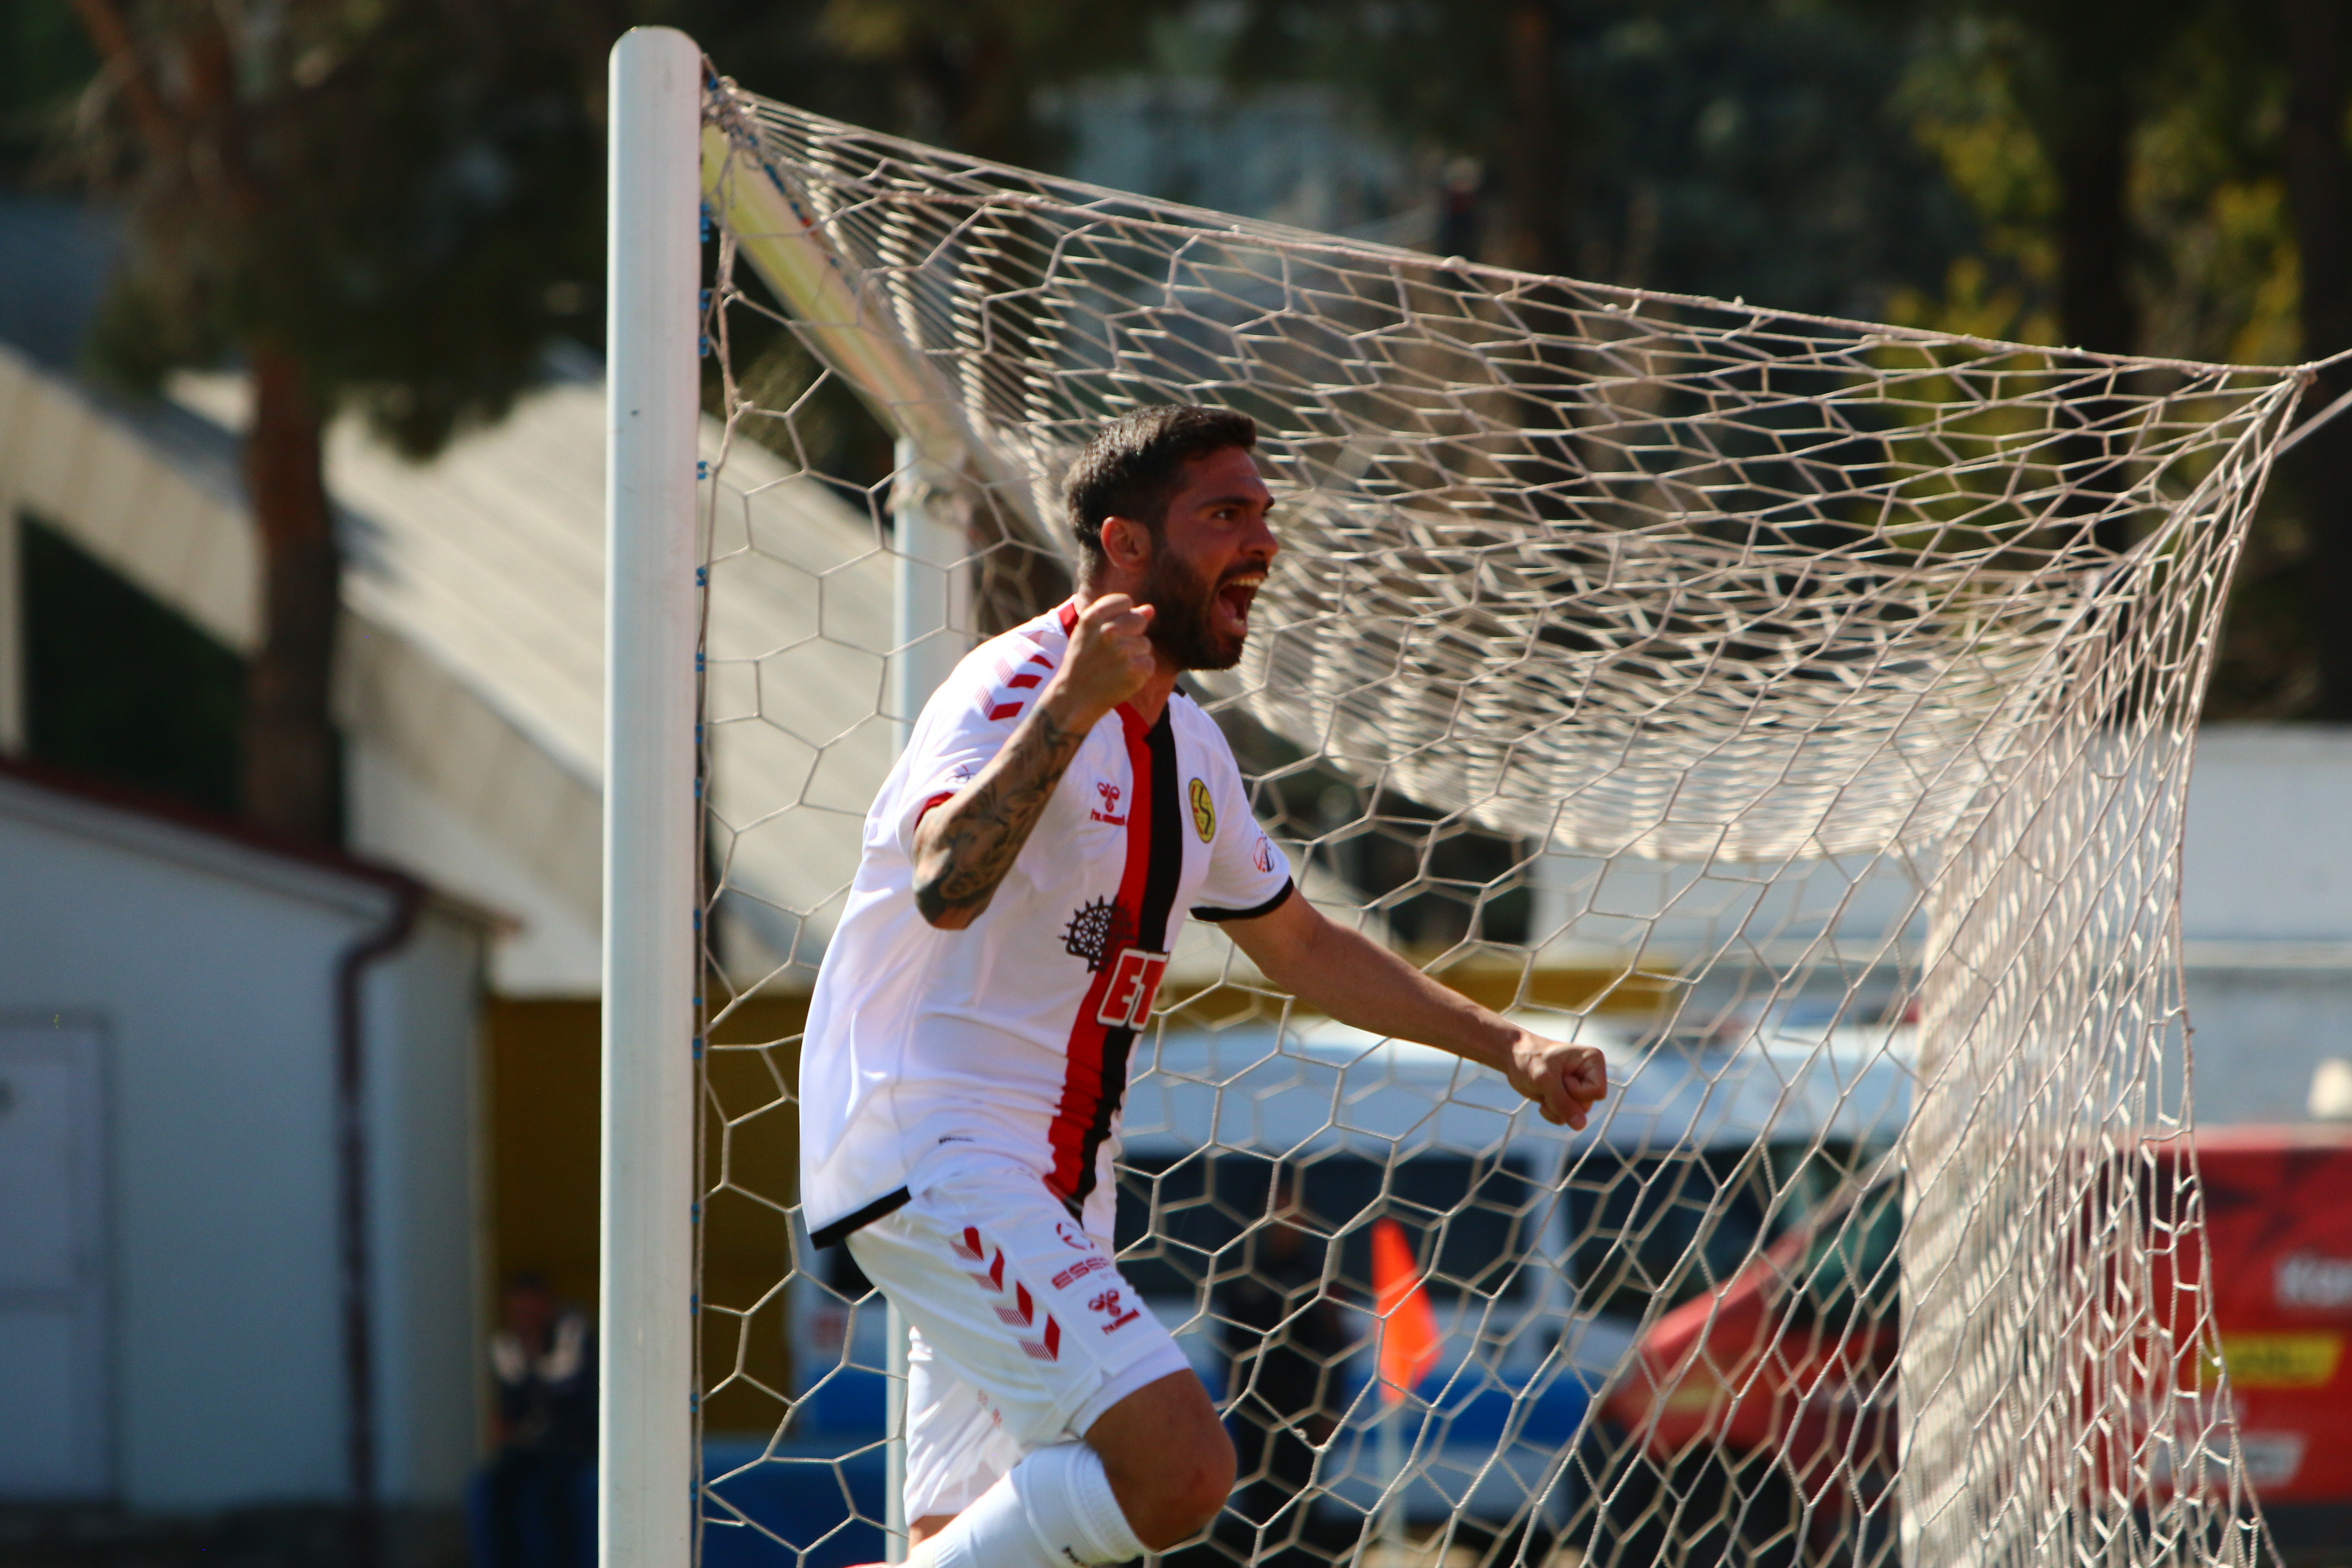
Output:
[1089, 1369, 1237, 1549]
[1181, 1423, 1239, 1532]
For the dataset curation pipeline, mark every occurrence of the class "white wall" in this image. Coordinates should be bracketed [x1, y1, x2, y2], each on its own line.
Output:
[2183, 724, 2352, 943]
[366, 908, 488, 1504]
[0, 506, 21, 753]
[346, 735, 598, 995]
[2181, 967, 2352, 1125]
[2177, 724, 2352, 1125]
[0, 773, 483, 1511]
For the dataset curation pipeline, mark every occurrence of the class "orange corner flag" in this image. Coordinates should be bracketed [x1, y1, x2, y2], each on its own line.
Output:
[1371, 1217, 1440, 1404]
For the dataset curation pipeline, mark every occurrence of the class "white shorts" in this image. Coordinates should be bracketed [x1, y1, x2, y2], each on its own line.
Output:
[843, 1151, 1192, 1520]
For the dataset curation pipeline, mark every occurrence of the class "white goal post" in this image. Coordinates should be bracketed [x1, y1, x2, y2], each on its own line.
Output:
[604, 24, 2328, 1568]
[602, 27, 700, 1568]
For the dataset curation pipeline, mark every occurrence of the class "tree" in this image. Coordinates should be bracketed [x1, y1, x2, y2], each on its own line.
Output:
[1937, 0, 2207, 553]
[69, 0, 600, 842]
[2280, 0, 2352, 717]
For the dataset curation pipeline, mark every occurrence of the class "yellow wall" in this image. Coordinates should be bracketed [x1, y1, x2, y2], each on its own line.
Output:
[486, 998, 602, 1310]
[485, 995, 811, 1437]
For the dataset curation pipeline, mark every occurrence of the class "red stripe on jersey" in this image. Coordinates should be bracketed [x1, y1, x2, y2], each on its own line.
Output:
[915, 791, 955, 827]
[1057, 600, 1080, 633]
[1046, 705, 1156, 1201]
[1007, 672, 1042, 689]
[987, 702, 1023, 721]
[1027, 653, 1053, 668]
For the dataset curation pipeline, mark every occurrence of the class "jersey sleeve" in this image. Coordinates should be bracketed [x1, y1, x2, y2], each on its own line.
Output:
[886, 658, 1029, 857]
[1189, 725, 1295, 923]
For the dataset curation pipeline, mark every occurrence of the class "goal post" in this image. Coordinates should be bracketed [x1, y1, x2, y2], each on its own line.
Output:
[602, 26, 700, 1568]
[605, 40, 2324, 1568]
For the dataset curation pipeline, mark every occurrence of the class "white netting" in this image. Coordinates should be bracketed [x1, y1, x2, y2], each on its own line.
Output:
[687, 80, 2303, 1568]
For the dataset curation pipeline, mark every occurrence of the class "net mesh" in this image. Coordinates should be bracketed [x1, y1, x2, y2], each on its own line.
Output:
[686, 78, 2304, 1568]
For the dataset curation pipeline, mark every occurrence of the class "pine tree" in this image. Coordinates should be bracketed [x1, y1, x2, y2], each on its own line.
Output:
[69, 0, 600, 842]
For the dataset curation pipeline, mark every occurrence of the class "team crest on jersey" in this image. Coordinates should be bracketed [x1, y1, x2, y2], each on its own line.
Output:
[1189, 778, 1215, 841]
[1062, 897, 1136, 972]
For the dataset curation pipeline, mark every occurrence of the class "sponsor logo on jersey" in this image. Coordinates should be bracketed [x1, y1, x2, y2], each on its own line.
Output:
[1091, 780, 1126, 825]
[1088, 1287, 1141, 1333]
[1253, 834, 1275, 873]
[1095, 948, 1170, 1028]
[1062, 897, 1136, 972]
[1054, 1219, 1092, 1251]
[1189, 777, 1216, 841]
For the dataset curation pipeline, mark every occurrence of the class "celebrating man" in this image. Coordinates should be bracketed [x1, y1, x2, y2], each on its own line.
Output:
[800, 404, 1608, 1568]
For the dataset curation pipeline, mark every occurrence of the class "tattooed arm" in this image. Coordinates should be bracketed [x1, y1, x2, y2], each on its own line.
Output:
[912, 594, 1161, 929]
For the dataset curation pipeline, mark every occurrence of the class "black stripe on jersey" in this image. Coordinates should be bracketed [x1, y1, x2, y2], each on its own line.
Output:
[1070, 706, 1184, 1204]
[1193, 879, 1296, 924]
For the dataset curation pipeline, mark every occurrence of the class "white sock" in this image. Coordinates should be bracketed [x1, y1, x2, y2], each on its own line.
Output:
[919, 1444, 1145, 1568]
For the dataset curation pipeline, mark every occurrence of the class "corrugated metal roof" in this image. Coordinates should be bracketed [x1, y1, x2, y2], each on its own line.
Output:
[167, 356, 903, 988]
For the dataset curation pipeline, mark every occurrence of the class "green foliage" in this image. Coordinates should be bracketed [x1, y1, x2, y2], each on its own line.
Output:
[1893, 4, 2300, 367]
[30, 0, 2343, 720]
[671, 0, 1176, 165]
[21, 514, 244, 815]
[1559, 1, 1975, 315]
[80, 0, 604, 459]
[1221, 0, 1976, 317]
[0, 0, 96, 188]
[675, 0, 1183, 487]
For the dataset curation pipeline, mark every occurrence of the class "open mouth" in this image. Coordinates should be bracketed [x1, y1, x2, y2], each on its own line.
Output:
[1214, 571, 1263, 637]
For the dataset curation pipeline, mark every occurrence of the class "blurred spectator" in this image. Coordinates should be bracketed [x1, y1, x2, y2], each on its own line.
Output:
[1437, 157, 1485, 263]
[470, 1274, 595, 1568]
[1215, 1171, 1348, 1568]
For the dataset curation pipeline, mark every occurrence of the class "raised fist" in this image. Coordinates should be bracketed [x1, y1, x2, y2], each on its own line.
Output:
[1053, 594, 1158, 720]
[1506, 1035, 1609, 1130]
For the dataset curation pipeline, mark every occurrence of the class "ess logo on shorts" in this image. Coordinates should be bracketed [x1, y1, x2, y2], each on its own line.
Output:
[1052, 1255, 1108, 1290]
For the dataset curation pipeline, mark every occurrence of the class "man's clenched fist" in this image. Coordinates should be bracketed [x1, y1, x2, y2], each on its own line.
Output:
[1506, 1034, 1609, 1130]
[1052, 594, 1159, 721]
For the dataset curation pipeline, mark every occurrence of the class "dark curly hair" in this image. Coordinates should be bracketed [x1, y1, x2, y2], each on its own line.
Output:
[1062, 405, 1258, 571]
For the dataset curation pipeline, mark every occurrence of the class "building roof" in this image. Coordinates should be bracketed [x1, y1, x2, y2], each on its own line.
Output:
[0, 199, 902, 993]
[0, 752, 427, 922]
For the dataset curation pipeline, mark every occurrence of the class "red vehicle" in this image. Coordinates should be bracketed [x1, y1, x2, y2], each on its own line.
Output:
[1589, 1127, 2352, 1566]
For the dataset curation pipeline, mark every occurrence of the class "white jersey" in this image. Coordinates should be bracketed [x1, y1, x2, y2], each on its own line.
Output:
[800, 600, 1295, 1246]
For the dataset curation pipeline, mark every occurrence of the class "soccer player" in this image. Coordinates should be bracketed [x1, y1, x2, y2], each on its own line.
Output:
[800, 405, 1608, 1568]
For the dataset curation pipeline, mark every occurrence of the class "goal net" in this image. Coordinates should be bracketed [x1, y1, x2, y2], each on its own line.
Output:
[683, 76, 2304, 1568]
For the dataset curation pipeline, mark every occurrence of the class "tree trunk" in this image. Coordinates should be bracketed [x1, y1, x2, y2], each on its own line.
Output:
[1500, 0, 1570, 274]
[243, 345, 343, 841]
[2282, 0, 2352, 717]
[2044, 54, 2141, 557]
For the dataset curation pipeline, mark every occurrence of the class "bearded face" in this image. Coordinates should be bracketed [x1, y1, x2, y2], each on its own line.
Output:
[1137, 533, 1258, 671]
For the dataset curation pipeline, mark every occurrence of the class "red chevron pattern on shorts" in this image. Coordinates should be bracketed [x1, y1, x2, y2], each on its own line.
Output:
[950, 1223, 1061, 1361]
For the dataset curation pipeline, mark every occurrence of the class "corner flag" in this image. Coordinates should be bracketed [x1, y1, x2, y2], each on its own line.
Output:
[1371, 1218, 1440, 1403]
